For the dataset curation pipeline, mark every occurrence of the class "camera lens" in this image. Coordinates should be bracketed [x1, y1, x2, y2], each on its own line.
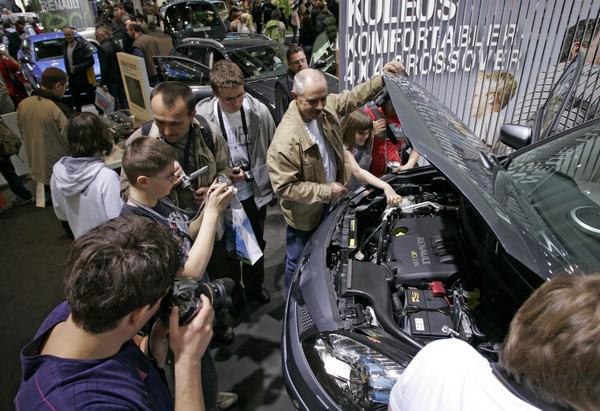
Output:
[159, 277, 235, 326]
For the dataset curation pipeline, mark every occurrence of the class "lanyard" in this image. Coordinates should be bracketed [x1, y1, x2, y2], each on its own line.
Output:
[216, 103, 252, 168]
[128, 197, 195, 244]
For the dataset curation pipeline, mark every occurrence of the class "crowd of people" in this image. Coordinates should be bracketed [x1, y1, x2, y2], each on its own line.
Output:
[6, 2, 598, 411]
[0, 3, 416, 408]
[223, 0, 339, 62]
[7, 53, 417, 411]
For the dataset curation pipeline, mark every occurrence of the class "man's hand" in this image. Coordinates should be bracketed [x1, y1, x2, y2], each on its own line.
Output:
[168, 294, 214, 367]
[193, 187, 209, 205]
[329, 182, 347, 201]
[229, 167, 245, 183]
[205, 182, 234, 214]
[169, 295, 213, 410]
[382, 61, 406, 77]
[173, 161, 184, 187]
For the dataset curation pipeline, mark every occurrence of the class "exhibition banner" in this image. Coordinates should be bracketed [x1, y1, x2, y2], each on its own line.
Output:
[340, 0, 600, 151]
[30, 0, 95, 31]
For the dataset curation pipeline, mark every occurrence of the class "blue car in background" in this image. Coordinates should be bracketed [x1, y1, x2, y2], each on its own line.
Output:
[18, 32, 100, 97]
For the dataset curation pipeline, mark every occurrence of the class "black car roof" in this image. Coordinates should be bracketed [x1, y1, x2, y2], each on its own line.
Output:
[180, 33, 277, 51]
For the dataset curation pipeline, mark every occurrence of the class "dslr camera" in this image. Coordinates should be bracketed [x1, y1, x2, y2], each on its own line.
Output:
[159, 277, 234, 326]
[233, 159, 254, 182]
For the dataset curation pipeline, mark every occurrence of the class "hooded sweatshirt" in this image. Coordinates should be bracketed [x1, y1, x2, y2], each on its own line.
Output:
[51, 157, 123, 239]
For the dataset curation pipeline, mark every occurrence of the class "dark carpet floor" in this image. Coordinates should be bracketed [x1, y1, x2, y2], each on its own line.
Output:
[0, 179, 294, 411]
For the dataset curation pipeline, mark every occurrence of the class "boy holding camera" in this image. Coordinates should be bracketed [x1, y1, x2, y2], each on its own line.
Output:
[121, 137, 234, 283]
[15, 215, 215, 410]
[195, 60, 276, 308]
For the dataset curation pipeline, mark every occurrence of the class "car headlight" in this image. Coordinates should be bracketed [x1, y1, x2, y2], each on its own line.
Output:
[312, 333, 406, 408]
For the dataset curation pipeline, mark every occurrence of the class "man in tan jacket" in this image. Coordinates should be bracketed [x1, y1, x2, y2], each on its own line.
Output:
[267, 61, 404, 293]
[17, 68, 75, 201]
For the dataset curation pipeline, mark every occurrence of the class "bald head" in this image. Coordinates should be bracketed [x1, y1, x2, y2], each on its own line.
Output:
[291, 69, 328, 122]
[292, 68, 326, 96]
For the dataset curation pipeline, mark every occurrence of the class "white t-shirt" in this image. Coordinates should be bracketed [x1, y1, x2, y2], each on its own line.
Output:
[389, 338, 540, 411]
[216, 99, 253, 201]
[304, 119, 336, 183]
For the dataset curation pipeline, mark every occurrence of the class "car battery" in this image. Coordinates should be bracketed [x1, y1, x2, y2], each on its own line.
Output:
[403, 287, 453, 338]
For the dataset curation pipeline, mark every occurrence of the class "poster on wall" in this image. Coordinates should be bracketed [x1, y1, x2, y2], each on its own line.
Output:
[340, 0, 600, 151]
[30, 0, 95, 31]
[116, 52, 153, 123]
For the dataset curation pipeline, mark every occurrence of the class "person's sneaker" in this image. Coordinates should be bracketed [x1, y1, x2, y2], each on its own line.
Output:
[216, 391, 238, 410]
[11, 196, 34, 206]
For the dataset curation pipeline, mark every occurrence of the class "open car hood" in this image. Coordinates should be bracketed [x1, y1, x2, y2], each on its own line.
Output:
[385, 75, 565, 278]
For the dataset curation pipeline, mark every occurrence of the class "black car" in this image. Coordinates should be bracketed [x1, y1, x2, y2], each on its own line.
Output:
[154, 33, 339, 121]
[160, 0, 227, 46]
[282, 56, 600, 410]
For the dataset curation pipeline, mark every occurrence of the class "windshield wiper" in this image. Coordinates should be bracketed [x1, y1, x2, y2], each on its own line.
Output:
[478, 150, 493, 170]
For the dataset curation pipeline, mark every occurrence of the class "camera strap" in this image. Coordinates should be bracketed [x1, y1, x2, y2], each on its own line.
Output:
[216, 103, 252, 169]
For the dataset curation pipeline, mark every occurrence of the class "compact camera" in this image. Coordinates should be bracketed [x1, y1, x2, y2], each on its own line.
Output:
[216, 174, 238, 195]
[179, 166, 209, 191]
[158, 277, 234, 326]
[233, 159, 254, 183]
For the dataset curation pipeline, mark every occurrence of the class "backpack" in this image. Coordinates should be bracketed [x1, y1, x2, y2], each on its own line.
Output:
[141, 114, 215, 154]
[0, 117, 22, 157]
[264, 21, 282, 43]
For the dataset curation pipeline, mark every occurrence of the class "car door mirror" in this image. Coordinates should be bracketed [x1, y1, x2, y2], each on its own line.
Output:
[313, 59, 326, 69]
[500, 124, 532, 150]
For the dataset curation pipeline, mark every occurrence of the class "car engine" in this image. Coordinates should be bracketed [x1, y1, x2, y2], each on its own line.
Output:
[328, 175, 498, 355]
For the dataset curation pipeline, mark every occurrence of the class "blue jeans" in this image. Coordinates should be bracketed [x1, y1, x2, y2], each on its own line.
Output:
[0, 156, 32, 199]
[107, 82, 129, 110]
[284, 224, 314, 294]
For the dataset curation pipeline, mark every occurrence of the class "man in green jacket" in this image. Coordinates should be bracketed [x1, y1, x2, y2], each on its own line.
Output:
[267, 61, 404, 293]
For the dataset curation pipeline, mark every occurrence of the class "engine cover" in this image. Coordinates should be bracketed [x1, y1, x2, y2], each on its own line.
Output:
[390, 217, 461, 285]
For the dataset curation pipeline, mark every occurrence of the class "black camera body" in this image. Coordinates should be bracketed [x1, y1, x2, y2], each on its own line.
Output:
[159, 277, 234, 326]
[233, 159, 254, 182]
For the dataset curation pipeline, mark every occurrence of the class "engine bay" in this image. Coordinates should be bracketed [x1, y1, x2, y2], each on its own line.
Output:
[327, 173, 504, 359]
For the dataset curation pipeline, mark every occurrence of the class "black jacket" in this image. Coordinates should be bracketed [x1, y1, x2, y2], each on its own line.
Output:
[62, 38, 94, 86]
[274, 70, 294, 125]
[97, 38, 124, 85]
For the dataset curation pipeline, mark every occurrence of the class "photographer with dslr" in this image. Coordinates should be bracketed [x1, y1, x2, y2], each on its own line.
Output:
[196, 60, 276, 309]
[14, 215, 214, 410]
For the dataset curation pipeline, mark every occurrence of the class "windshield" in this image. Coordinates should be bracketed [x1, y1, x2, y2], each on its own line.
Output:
[34, 39, 65, 60]
[504, 120, 600, 272]
[533, 53, 583, 142]
[33, 37, 95, 61]
[155, 57, 208, 83]
[228, 44, 288, 79]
